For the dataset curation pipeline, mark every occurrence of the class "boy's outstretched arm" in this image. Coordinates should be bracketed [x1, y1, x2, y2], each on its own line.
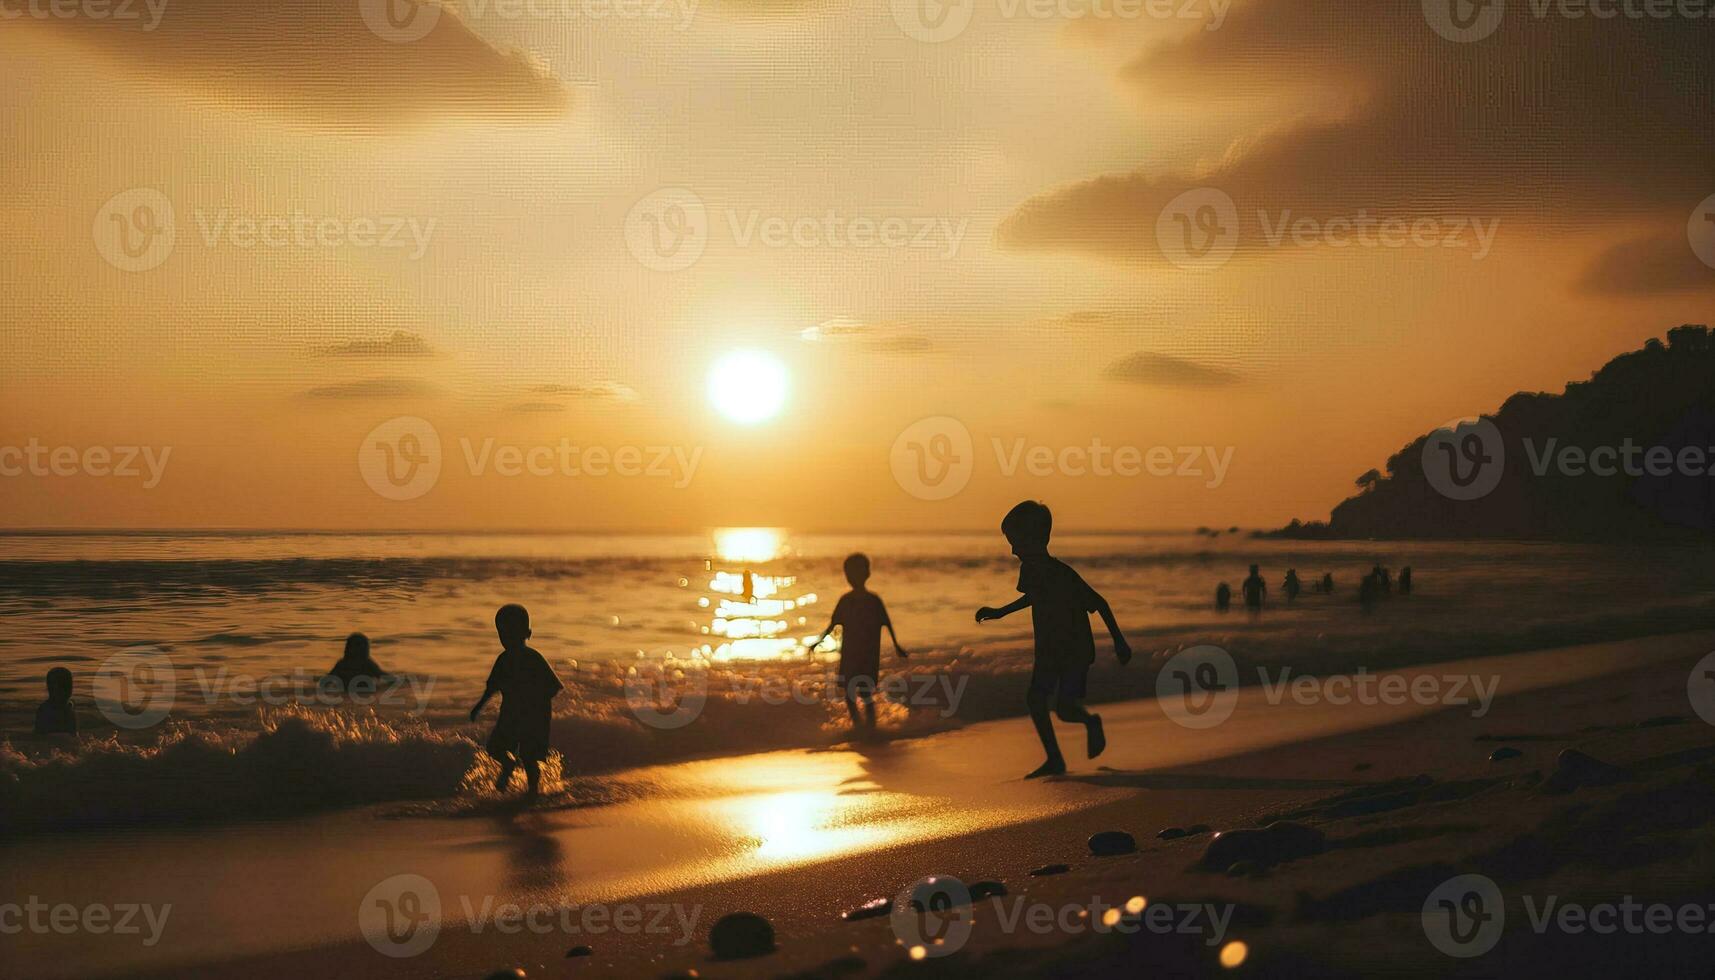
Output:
[1090, 591, 1132, 664]
[880, 601, 908, 658]
[975, 595, 1031, 622]
[807, 619, 836, 652]
[469, 685, 495, 722]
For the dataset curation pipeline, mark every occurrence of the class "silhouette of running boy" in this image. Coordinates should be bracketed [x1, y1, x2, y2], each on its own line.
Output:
[810, 553, 908, 731]
[975, 501, 1131, 778]
[33, 667, 78, 736]
[470, 604, 564, 797]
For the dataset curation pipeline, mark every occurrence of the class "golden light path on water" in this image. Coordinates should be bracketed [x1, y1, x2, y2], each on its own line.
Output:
[701, 527, 826, 662]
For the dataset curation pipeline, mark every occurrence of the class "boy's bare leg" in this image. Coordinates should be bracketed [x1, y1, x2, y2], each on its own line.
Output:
[843, 690, 863, 727]
[523, 760, 541, 797]
[495, 760, 516, 793]
[1025, 689, 1066, 778]
[860, 691, 877, 729]
[1056, 698, 1105, 759]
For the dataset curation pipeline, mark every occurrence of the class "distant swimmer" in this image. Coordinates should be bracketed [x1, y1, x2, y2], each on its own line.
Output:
[1241, 564, 1267, 610]
[33, 667, 77, 736]
[324, 632, 386, 691]
[1321, 572, 1334, 594]
[1283, 569, 1302, 602]
[1399, 566, 1413, 595]
[1215, 582, 1232, 611]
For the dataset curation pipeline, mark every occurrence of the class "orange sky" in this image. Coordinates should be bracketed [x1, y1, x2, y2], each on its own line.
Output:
[1, 0, 1711, 531]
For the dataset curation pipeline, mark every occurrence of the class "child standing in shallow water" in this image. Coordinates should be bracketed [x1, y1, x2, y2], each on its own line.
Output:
[809, 553, 908, 731]
[33, 667, 78, 736]
[976, 501, 1131, 778]
[470, 604, 565, 797]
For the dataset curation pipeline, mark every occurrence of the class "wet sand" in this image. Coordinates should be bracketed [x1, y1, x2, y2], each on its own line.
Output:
[7, 629, 1712, 979]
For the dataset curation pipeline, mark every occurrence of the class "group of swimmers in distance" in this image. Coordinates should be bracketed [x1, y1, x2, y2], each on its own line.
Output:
[1216, 563, 1412, 612]
[26, 499, 1136, 784]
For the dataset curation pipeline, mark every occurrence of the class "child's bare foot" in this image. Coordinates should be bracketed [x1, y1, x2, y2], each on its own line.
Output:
[1025, 759, 1067, 779]
[1086, 715, 1106, 759]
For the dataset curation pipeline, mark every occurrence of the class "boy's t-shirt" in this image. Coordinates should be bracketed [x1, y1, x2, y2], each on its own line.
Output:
[33, 699, 77, 736]
[831, 589, 888, 677]
[485, 646, 565, 718]
[1017, 555, 1099, 667]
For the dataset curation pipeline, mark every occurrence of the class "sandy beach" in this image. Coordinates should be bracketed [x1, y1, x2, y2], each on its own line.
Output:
[8, 628, 1711, 979]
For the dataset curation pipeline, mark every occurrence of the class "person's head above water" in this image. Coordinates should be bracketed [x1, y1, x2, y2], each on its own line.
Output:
[341, 632, 370, 662]
[1249, 564, 1260, 575]
[1000, 500, 1052, 555]
[45, 666, 72, 702]
[495, 603, 532, 648]
[843, 552, 871, 589]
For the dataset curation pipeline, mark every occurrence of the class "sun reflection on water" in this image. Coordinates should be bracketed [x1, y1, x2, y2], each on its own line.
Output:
[699, 528, 825, 661]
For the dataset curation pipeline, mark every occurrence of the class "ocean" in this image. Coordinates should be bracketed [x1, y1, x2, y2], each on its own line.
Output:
[4, 529, 1714, 832]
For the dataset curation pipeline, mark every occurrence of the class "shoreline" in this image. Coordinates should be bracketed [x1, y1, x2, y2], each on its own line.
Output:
[7, 629, 1711, 978]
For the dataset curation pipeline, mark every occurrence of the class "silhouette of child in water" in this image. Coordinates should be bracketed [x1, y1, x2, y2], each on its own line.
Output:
[324, 632, 386, 691]
[1283, 569, 1302, 602]
[809, 553, 908, 731]
[33, 667, 77, 736]
[470, 604, 565, 797]
[976, 501, 1131, 779]
[1242, 564, 1267, 609]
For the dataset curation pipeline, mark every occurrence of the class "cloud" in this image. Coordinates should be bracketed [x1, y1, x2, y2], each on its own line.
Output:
[525, 381, 640, 402]
[1578, 231, 1715, 296]
[1000, 0, 1714, 263]
[300, 377, 441, 399]
[505, 401, 567, 414]
[800, 318, 935, 354]
[1104, 352, 1241, 388]
[317, 330, 436, 357]
[26, 0, 569, 125]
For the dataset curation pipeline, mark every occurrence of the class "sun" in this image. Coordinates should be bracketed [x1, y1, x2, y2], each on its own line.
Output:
[708, 350, 790, 424]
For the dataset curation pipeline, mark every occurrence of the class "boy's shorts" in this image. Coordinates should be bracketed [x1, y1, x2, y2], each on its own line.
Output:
[838, 673, 879, 699]
[486, 713, 551, 763]
[1027, 659, 1089, 701]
